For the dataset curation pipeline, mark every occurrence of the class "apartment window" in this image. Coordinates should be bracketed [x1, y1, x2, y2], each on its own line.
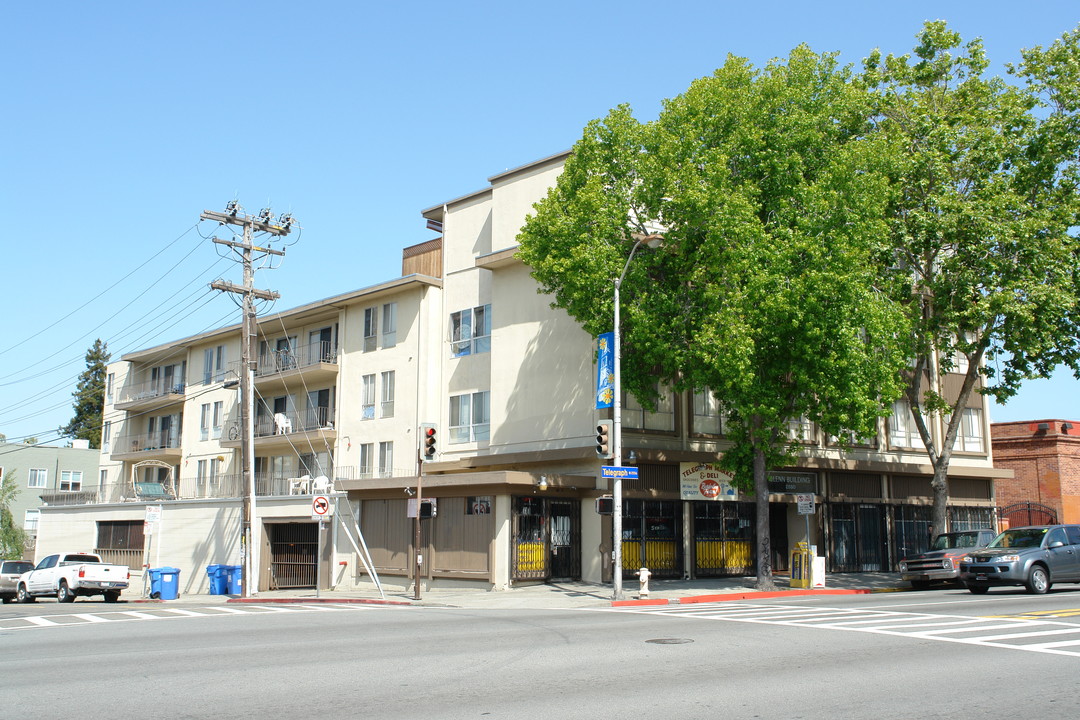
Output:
[379, 441, 393, 478]
[28, 468, 47, 488]
[60, 471, 82, 492]
[449, 391, 490, 444]
[212, 401, 224, 439]
[363, 307, 378, 352]
[381, 302, 397, 348]
[450, 304, 492, 357]
[359, 443, 374, 478]
[692, 389, 723, 435]
[100, 469, 108, 489]
[889, 399, 925, 449]
[786, 416, 814, 443]
[380, 371, 395, 418]
[200, 403, 211, 441]
[203, 345, 226, 384]
[624, 386, 675, 431]
[106, 372, 114, 402]
[361, 374, 376, 420]
[24, 510, 39, 532]
[102, 421, 112, 453]
[951, 407, 985, 453]
[96, 520, 143, 551]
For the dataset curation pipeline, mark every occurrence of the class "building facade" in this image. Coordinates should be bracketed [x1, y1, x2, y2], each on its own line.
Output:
[34, 151, 1007, 593]
[991, 420, 1080, 526]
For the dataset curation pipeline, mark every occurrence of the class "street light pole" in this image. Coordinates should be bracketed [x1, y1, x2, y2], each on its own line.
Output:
[612, 233, 663, 601]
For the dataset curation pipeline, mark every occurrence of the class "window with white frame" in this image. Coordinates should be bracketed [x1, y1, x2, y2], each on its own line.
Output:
[102, 420, 111, 453]
[24, 509, 39, 532]
[692, 389, 723, 435]
[449, 391, 491, 443]
[951, 407, 985, 453]
[200, 403, 211, 441]
[361, 374, 376, 419]
[100, 468, 108, 489]
[359, 443, 374, 478]
[623, 386, 675, 431]
[381, 302, 397, 348]
[60, 471, 82, 492]
[889, 399, 925, 449]
[450, 304, 492, 357]
[28, 468, 47, 488]
[212, 401, 224, 439]
[203, 345, 226, 384]
[363, 308, 378, 352]
[380, 371, 395, 418]
[106, 373, 114, 402]
[785, 416, 815, 443]
[379, 441, 393, 478]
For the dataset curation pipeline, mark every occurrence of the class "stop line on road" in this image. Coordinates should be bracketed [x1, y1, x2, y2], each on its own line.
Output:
[603, 602, 1080, 658]
[0, 603, 389, 631]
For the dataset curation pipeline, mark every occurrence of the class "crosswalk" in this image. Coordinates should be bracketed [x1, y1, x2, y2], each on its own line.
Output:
[0, 603, 390, 631]
[605, 602, 1080, 657]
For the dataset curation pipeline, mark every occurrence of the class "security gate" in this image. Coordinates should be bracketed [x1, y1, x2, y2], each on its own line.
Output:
[511, 497, 581, 581]
[693, 501, 755, 577]
[827, 502, 887, 572]
[268, 522, 317, 589]
[621, 500, 682, 579]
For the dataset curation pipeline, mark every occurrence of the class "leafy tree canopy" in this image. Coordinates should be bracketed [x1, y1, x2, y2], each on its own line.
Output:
[60, 339, 111, 449]
[1, 469, 27, 560]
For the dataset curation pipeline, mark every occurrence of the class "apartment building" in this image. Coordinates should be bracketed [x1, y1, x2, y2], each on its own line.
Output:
[33, 150, 1007, 593]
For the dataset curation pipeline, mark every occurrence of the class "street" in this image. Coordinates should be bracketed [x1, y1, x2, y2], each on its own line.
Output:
[3, 588, 1080, 719]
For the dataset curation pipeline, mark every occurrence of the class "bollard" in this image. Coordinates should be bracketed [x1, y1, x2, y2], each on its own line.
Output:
[636, 567, 652, 598]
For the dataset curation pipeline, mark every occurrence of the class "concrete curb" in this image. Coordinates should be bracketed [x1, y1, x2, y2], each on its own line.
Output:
[226, 596, 413, 606]
[612, 586, 909, 607]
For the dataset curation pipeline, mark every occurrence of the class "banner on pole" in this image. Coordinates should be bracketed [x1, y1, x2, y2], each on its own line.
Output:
[596, 332, 614, 409]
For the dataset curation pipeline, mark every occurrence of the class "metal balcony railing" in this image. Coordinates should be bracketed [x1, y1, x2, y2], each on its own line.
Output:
[115, 431, 182, 454]
[116, 378, 186, 405]
[256, 340, 338, 377]
[225, 406, 336, 440]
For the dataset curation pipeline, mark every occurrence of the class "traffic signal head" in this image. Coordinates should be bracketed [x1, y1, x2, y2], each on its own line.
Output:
[595, 496, 613, 515]
[595, 419, 613, 458]
[422, 424, 437, 460]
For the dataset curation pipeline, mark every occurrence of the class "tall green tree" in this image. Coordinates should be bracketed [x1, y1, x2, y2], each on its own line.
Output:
[60, 339, 111, 448]
[1, 468, 27, 560]
[864, 22, 1080, 534]
[520, 46, 909, 588]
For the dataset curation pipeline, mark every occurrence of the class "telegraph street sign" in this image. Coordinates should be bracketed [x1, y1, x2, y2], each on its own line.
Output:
[601, 466, 638, 480]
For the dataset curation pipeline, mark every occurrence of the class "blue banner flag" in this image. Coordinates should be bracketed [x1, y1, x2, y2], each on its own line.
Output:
[596, 331, 614, 409]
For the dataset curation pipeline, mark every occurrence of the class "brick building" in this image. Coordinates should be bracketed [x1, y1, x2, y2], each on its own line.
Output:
[991, 420, 1080, 524]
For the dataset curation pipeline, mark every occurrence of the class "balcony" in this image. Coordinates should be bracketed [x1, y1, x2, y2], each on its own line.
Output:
[114, 379, 186, 412]
[110, 431, 183, 462]
[253, 340, 338, 393]
[220, 407, 336, 452]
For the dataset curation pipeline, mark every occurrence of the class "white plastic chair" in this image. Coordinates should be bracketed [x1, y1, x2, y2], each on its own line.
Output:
[273, 413, 292, 435]
[311, 475, 332, 494]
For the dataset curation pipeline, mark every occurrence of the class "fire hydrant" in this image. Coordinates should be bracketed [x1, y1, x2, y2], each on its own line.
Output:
[636, 567, 652, 598]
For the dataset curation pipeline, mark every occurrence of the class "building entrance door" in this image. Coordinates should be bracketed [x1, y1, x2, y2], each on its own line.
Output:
[268, 522, 318, 589]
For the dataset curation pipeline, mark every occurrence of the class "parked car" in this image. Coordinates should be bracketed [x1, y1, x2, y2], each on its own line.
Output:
[899, 529, 996, 589]
[1, 560, 34, 604]
[959, 525, 1080, 594]
[16, 552, 130, 603]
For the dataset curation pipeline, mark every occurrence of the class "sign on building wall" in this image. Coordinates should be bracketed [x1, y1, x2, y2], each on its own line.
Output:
[767, 472, 817, 495]
[679, 462, 739, 501]
[595, 332, 614, 409]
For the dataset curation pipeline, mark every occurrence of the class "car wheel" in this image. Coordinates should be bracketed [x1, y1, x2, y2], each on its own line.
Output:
[57, 581, 77, 603]
[104, 591, 121, 603]
[967, 584, 989, 595]
[16, 585, 35, 603]
[1026, 566, 1050, 595]
[1, 596, 13, 604]
[911, 580, 932, 590]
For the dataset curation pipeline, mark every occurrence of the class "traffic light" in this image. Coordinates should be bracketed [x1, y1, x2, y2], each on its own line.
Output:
[595, 420, 613, 458]
[419, 499, 437, 519]
[422, 424, 437, 460]
[595, 496, 613, 515]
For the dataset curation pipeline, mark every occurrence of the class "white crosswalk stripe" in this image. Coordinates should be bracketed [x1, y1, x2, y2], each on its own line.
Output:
[0, 603, 393, 631]
[603, 602, 1080, 657]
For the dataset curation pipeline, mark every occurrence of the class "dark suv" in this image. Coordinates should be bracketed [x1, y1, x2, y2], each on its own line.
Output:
[959, 525, 1080, 594]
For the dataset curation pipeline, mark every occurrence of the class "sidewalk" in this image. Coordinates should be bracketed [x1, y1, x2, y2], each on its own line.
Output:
[134, 572, 911, 609]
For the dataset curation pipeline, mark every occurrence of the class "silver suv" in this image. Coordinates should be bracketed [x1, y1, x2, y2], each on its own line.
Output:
[959, 525, 1080, 595]
[1, 560, 34, 603]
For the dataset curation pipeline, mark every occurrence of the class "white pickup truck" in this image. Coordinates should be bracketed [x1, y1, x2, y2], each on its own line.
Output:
[16, 552, 130, 603]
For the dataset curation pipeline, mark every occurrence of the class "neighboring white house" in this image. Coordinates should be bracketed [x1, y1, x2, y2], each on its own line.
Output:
[34, 150, 1008, 594]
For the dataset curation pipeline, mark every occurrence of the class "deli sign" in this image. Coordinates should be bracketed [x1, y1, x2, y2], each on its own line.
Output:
[679, 462, 738, 501]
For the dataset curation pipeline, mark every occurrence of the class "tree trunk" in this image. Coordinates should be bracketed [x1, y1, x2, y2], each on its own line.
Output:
[754, 446, 775, 590]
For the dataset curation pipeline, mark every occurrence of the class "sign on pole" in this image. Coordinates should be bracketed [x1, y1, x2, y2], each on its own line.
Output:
[311, 495, 332, 520]
[145, 505, 162, 523]
[600, 466, 639, 480]
[797, 493, 815, 515]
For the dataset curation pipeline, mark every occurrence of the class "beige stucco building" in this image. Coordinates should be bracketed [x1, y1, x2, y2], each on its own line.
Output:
[34, 151, 1008, 595]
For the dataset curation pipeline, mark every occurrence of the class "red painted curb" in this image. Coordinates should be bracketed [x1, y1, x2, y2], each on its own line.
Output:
[612, 598, 669, 607]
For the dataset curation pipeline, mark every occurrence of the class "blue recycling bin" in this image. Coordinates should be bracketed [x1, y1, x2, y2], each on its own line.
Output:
[149, 567, 180, 600]
[224, 565, 243, 594]
[206, 564, 227, 595]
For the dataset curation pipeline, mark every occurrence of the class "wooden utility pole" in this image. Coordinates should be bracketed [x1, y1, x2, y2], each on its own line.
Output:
[203, 203, 291, 598]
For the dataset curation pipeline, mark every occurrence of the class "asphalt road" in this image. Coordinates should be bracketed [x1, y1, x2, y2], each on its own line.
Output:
[4, 587, 1080, 719]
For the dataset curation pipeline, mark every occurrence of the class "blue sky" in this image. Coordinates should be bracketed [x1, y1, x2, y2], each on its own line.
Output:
[2, 1, 1077, 444]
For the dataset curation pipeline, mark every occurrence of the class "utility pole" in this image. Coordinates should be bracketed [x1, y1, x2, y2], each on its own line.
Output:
[204, 202, 292, 598]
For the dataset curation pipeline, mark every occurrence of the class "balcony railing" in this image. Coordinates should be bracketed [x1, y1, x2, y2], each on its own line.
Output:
[115, 431, 182, 454]
[256, 340, 337, 377]
[115, 378, 186, 406]
[224, 406, 335, 441]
